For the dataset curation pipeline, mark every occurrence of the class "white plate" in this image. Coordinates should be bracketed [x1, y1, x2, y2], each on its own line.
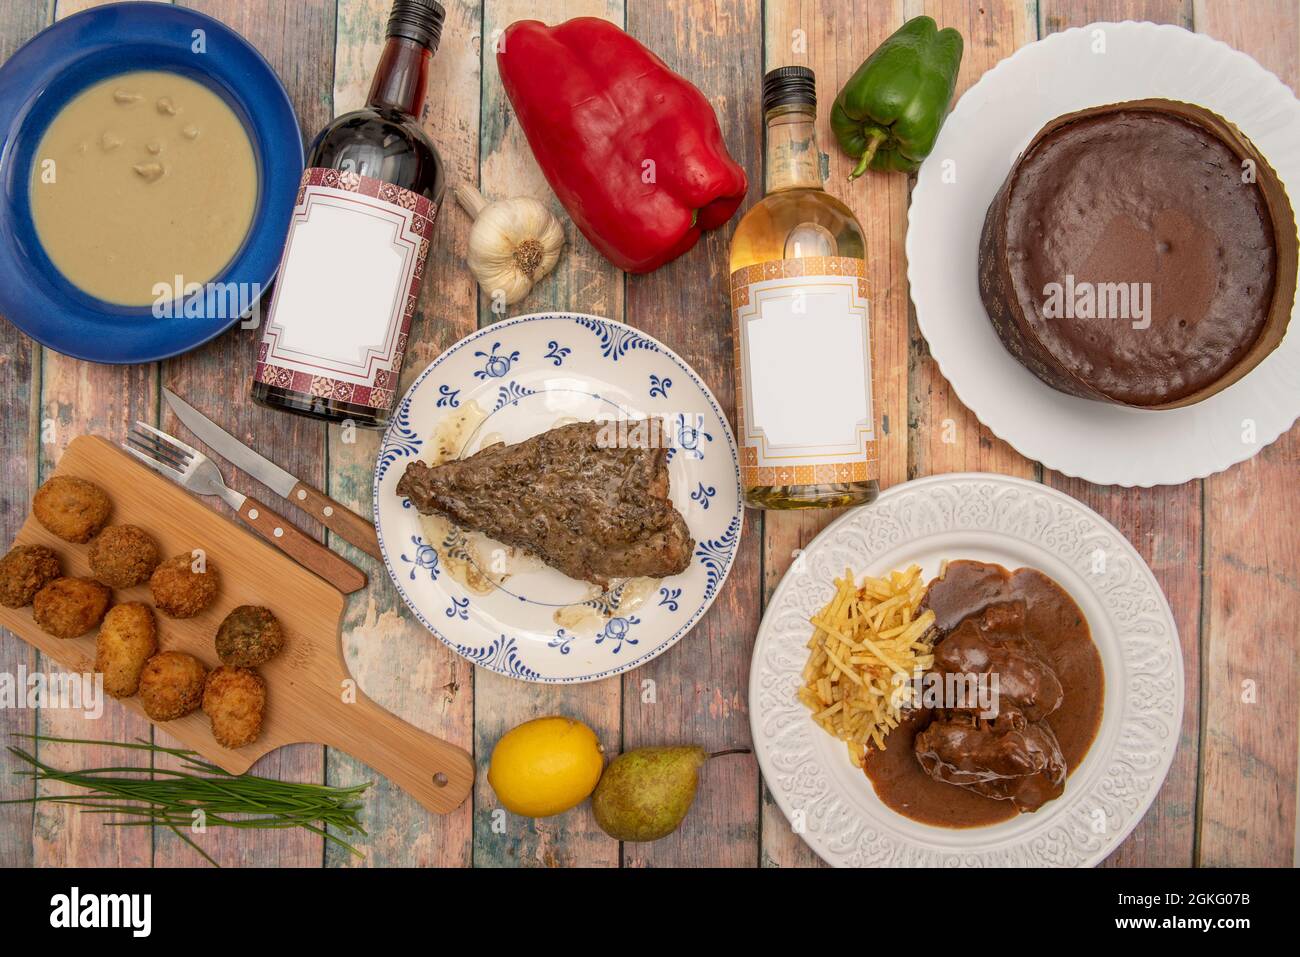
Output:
[907, 21, 1300, 486]
[750, 473, 1183, 867]
[373, 313, 743, 683]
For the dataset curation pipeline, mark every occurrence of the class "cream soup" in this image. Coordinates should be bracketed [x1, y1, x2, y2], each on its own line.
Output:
[30, 70, 257, 306]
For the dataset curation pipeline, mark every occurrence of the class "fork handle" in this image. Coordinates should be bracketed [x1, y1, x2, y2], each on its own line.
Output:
[238, 496, 368, 594]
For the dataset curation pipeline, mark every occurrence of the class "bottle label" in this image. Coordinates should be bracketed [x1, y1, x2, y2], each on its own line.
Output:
[730, 257, 876, 489]
[254, 167, 437, 412]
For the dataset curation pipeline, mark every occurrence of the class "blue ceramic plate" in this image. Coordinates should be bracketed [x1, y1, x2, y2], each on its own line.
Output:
[0, 2, 302, 363]
[373, 314, 745, 684]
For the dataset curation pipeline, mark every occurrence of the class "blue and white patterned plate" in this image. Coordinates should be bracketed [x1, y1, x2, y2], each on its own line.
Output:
[373, 313, 744, 683]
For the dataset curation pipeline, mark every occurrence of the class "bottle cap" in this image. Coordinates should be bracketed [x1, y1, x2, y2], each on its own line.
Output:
[387, 0, 445, 50]
[762, 66, 816, 112]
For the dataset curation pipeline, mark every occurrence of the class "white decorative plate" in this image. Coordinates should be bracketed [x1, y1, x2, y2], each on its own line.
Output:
[373, 313, 743, 683]
[750, 473, 1183, 867]
[907, 21, 1300, 486]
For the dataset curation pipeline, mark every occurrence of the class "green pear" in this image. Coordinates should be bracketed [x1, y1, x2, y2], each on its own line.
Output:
[592, 746, 706, 842]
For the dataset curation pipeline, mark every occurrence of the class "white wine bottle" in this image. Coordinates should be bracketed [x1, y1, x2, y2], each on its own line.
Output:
[728, 66, 878, 510]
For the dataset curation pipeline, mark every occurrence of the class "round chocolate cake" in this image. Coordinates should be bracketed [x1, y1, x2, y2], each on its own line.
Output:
[979, 99, 1296, 408]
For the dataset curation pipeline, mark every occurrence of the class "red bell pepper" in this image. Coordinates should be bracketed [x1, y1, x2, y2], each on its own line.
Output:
[497, 18, 748, 274]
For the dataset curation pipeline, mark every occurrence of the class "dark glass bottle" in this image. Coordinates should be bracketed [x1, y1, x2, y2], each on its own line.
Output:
[251, 0, 447, 428]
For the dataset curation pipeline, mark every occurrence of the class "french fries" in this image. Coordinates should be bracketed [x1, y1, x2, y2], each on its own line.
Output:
[796, 564, 937, 767]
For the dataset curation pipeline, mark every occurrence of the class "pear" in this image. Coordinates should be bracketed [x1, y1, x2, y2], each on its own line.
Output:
[591, 746, 748, 842]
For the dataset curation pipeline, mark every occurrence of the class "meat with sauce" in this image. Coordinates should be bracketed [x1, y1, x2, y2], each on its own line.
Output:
[915, 709, 1067, 813]
[395, 420, 693, 587]
[914, 597, 1069, 812]
[931, 601, 1063, 723]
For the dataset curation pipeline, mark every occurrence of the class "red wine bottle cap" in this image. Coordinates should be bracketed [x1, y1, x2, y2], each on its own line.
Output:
[387, 0, 444, 50]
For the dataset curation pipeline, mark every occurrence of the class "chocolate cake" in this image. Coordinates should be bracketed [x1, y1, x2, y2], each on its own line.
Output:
[979, 99, 1296, 408]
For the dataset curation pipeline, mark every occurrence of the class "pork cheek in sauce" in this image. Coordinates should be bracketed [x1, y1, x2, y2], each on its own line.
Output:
[862, 560, 1104, 828]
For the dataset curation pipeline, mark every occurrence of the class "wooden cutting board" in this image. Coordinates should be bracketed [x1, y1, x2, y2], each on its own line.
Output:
[0, 435, 474, 814]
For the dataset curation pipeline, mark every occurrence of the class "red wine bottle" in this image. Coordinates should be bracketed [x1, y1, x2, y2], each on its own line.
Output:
[252, 0, 447, 428]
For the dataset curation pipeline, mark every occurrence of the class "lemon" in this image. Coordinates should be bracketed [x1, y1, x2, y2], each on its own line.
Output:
[488, 716, 604, 818]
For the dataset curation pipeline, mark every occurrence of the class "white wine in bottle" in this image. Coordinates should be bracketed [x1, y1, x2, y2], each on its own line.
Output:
[728, 66, 878, 510]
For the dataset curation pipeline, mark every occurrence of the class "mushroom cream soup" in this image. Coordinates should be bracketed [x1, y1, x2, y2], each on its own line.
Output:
[30, 71, 257, 306]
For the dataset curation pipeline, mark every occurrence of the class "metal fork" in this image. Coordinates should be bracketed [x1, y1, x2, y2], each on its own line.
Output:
[124, 422, 366, 594]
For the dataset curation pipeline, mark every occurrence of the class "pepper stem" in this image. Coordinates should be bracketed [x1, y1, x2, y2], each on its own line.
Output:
[849, 130, 888, 181]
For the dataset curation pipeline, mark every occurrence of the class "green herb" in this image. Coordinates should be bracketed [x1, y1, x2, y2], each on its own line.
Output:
[1, 735, 371, 866]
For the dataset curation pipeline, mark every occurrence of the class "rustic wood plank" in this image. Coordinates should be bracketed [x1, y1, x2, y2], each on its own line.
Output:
[1037, 0, 1201, 869]
[146, 0, 337, 867]
[1049, 480, 1203, 865]
[1040, 0, 1192, 32]
[0, 0, 53, 870]
[323, 0, 479, 868]
[471, 0, 625, 868]
[27, 0, 160, 872]
[758, 0, 914, 870]
[29, 363, 157, 869]
[1192, 0, 1300, 867]
[907, 0, 1037, 481]
[617, 0, 763, 869]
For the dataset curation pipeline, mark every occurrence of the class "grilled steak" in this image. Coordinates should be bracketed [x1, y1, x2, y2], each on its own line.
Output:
[395, 420, 694, 586]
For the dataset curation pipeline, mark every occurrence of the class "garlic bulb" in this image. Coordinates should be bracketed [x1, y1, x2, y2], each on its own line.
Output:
[456, 185, 564, 305]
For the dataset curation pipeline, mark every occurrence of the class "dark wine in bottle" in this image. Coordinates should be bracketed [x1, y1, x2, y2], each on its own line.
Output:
[251, 0, 447, 428]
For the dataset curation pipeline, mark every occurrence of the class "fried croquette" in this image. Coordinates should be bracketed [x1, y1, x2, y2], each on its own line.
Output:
[32, 576, 111, 638]
[215, 605, 285, 666]
[149, 553, 219, 618]
[95, 602, 158, 698]
[138, 650, 207, 720]
[88, 525, 160, 589]
[202, 665, 266, 748]
[32, 475, 111, 543]
[0, 544, 62, 607]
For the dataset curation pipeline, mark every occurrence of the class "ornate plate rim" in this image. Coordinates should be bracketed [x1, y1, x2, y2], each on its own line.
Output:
[749, 472, 1184, 867]
[371, 312, 744, 684]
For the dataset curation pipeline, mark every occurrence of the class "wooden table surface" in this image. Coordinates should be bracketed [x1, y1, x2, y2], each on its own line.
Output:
[1, 0, 1296, 868]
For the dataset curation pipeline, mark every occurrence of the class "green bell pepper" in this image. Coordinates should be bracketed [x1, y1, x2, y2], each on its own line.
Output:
[830, 16, 964, 179]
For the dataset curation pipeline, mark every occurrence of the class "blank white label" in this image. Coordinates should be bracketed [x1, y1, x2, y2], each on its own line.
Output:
[737, 272, 873, 468]
[263, 186, 417, 382]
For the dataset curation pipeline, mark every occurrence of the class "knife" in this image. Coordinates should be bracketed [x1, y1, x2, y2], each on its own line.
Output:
[163, 387, 384, 561]
[124, 422, 367, 596]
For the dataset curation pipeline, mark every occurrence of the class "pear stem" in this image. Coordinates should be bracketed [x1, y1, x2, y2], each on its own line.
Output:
[708, 748, 752, 759]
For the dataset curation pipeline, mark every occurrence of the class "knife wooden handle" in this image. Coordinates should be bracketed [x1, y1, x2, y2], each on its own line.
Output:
[289, 481, 383, 561]
[238, 496, 368, 594]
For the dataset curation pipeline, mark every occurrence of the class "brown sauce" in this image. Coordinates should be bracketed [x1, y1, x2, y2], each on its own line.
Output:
[862, 560, 1104, 828]
[1004, 108, 1275, 406]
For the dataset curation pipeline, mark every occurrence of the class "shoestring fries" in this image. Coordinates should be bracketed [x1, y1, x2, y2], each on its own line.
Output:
[796, 564, 937, 767]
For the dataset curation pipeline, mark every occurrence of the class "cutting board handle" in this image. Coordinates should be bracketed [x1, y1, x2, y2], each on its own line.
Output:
[319, 691, 475, 815]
